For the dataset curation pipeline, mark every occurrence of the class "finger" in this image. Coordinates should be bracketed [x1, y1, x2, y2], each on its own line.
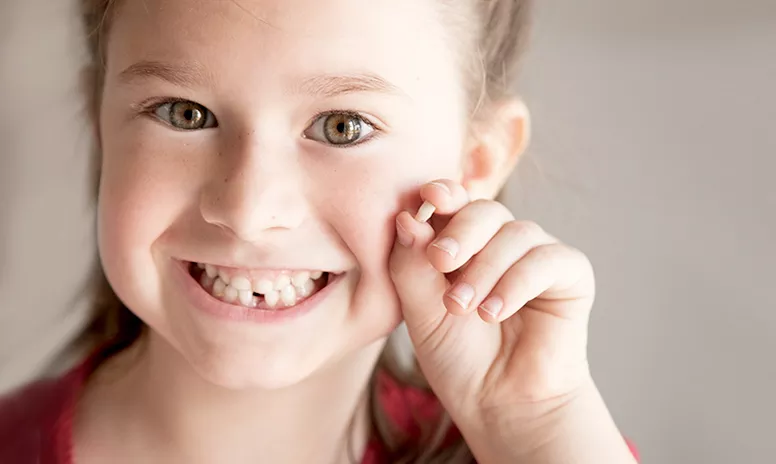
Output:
[476, 243, 596, 323]
[390, 210, 450, 337]
[416, 179, 470, 219]
[442, 220, 557, 316]
[426, 200, 515, 275]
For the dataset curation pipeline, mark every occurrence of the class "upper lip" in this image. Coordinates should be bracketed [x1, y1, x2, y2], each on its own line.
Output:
[184, 259, 344, 274]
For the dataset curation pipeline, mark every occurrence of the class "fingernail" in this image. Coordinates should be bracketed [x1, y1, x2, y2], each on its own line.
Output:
[447, 282, 475, 310]
[431, 237, 459, 258]
[396, 219, 414, 247]
[479, 296, 504, 319]
[429, 181, 451, 196]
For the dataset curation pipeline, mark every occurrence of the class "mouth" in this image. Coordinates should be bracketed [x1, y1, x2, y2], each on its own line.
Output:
[188, 262, 334, 311]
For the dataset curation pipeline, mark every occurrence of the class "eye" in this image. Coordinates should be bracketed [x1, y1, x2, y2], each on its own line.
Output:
[153, 100, 218, 130]
[304, 112, 376, 146]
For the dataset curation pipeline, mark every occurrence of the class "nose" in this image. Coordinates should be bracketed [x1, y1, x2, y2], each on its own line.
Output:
[200, 132, 307, 242]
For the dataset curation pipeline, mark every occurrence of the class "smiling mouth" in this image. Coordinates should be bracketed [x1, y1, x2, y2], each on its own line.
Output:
[188, 262, 332, 310]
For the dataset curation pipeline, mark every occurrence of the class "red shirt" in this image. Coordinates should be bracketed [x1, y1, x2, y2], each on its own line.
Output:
[0, 352, 638, 463]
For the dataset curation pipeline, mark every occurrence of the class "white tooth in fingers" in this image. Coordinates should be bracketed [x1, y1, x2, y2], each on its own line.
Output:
[254, 279, 274, 295]
[281, 285, 297, 306]
[224, 285, 238, 303]
[291, 271, 310, 287]
[200, 273, 215, 288]
[197, 262, 206, 269]
[212, 278, 227, 297]
[264, 290, 279, 308]
[297, 279, 315, 298]
[274, 274, 291, 290]
[310, 271, 323, 280]
[218, 271, 231, 285]
[205, 264, 218, 279]
[238, 289, 253, 306]
[231, 276, 252, 291]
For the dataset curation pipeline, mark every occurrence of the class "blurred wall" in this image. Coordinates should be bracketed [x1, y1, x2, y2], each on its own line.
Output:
[1, 0, 774, 462]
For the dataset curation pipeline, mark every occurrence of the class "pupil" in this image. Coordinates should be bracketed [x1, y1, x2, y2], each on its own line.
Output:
[184, 109, 194, 121]
[337, 122, 345, 134]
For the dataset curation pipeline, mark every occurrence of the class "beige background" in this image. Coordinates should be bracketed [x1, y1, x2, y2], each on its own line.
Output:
[1, 0, 774, 462]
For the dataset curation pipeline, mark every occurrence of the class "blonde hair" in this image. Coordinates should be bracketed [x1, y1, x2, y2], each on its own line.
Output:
[75, 1, 532, 462]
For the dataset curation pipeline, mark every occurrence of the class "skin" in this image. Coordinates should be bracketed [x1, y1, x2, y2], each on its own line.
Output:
[75, 0, 635, 463]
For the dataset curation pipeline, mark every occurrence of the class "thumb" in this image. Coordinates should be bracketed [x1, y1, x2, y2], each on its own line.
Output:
[389, 208, 450, 340]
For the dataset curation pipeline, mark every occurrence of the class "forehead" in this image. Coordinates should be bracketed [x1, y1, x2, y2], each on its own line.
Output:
[105, 0, 462, 101]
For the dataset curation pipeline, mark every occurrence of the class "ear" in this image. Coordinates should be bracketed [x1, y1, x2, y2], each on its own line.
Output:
[461, 99, 531, 200]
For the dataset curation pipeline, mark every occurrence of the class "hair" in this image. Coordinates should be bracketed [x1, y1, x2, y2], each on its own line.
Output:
[74, 1, 532, 462]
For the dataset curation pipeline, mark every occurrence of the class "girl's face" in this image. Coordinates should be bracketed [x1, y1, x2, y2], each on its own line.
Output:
[99, 0, 470, 389]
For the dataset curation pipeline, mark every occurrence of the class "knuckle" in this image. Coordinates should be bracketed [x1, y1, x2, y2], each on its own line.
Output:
[469, 199, 513, 219]
[460, 257, 501, 285]
[501, 220, 544, 242]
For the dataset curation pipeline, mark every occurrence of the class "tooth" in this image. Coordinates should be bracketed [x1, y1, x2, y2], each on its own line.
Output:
[311, 271, 323, 280]
[281, 285, 297, 306]
[291, 271, 311, 287]
[212, 278, 227, 297]
[264, 290, 279, 308]
[296, 279, 315, 298]
[252, 295, 260, 307]
[200, 273, 215, 288]
[274, 274, 291, 290]
[254, 279, 274, 295]
[197, 262, 206, 269]
[238, 289, 253, 306]
[231, 276, 252, 291]
[205, 264, 218, 279]
[224, 285, 238, 303]
[218, 271, 231, 285]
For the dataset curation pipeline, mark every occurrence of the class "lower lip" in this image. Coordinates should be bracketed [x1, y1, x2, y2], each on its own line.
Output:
[171, 260, 343, 324]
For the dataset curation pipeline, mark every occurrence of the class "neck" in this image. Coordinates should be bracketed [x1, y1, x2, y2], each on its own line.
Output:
[76, 333, 385, 464]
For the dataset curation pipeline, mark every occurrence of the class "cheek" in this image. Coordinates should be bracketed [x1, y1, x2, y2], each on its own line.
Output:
[312, 128, 464, 312]
[96, 116, 203, 313]
[323, 135, 465, 258]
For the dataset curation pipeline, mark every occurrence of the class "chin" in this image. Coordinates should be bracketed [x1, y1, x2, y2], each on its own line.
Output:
[185, 345, 327, 391]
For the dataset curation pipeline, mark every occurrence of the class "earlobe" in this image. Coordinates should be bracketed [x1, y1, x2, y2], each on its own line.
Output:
[462, 99, 531, 200]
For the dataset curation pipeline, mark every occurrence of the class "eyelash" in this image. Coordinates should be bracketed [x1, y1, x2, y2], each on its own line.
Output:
[135, 98, 384, 146]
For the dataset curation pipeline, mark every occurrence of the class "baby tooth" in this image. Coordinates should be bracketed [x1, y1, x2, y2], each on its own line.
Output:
[212, 278, 227, 297]
[274, 274, 291, 290]
[197, 262, 206, 269]
[224, 285, 238, 303]
[205, 264, 218, 279]
[231, 276, 252, 291]
[254, 279, 274, 295]
[310, 271, 323, 280]
[238, 289, 253, 306]
[297, 279, 315, 298]
[218, 271, 231, 285]
[291, 271, 310, 287]
[415, 201, 436, 223]
[264, 290, 279, 308]
[281, 285, 297, 306]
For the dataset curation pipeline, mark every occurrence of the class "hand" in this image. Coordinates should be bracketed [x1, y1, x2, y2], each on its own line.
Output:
[389, 179, 618, 462]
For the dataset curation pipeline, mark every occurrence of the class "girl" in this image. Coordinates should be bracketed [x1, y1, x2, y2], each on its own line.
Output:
[1, 0, 639, 462]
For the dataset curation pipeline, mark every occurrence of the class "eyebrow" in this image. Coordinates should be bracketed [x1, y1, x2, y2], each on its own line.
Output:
[118, 60, 406, 99]
[289, 72, 407, 99]
[118, 60, 213, 88]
